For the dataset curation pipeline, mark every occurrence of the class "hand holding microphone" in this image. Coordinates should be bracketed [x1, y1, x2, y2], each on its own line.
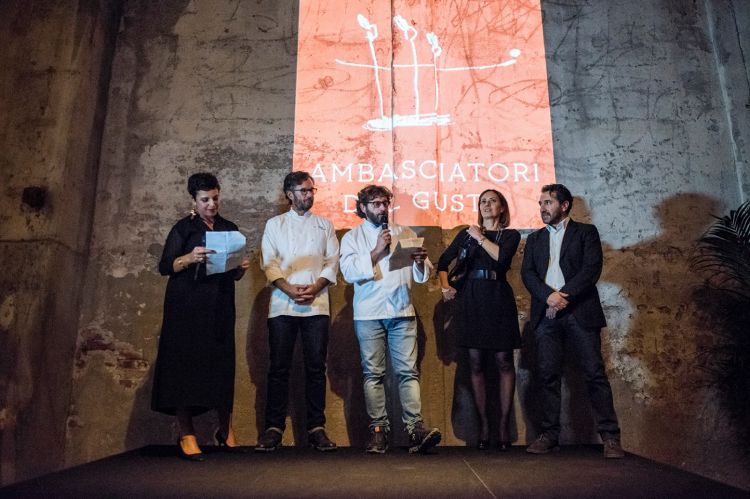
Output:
[380, 213, 391, 254]
[370, 213, 391, 264]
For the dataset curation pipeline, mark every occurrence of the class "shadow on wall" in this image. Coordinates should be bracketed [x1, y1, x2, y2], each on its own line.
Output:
[602, 192, 724, 457]
[125, 360, 172, 448]
[327, 284, 368, 447]
[434, 297, 478, 445]
[246, 277, 270, 441]
[125, 334, 228, 449]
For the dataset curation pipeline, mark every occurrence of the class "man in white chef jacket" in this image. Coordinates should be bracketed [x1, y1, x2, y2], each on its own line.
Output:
[256, 171, 339, 452]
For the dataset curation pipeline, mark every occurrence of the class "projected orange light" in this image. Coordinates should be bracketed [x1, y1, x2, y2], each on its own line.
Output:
[293, 0, 555, 229]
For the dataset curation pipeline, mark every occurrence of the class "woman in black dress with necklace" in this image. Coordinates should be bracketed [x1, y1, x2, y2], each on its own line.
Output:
[438, 189, 521, 450]
[152, 172, 249, 460]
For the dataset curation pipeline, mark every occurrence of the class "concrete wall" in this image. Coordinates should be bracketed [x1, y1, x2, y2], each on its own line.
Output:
[1, 0, 749, 490]
[708, 0, 750, 201]
[0, 0, 122, 485]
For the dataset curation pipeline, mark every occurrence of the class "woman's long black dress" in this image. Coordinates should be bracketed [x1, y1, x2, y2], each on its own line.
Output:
[438, 228, 521, 351]
[151, 215, 240, 415]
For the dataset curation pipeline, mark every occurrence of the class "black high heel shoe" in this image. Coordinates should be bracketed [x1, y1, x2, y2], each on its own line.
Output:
[498, 441, 512, 452]
[215, 429, 246, 453]
[477, 439, 490, 450]
[178, 437, 205, 462]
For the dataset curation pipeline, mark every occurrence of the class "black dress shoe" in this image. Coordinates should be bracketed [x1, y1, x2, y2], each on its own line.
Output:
[526, 434, 559, 454]
[178, 439, 206, 462]
[255, 428, 283, 452]
[477, 439, 490, 450]
[308, 427, 337, 452]
[498, 441, 511, 452]
[215, 430, 247, 453]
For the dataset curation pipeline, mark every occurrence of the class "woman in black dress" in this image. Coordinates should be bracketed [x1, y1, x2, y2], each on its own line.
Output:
[152, 172, 249, 460]
[438, 189, 521, 450]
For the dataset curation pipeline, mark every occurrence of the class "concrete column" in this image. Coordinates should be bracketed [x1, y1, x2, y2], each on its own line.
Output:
[0, 0, 122, 485]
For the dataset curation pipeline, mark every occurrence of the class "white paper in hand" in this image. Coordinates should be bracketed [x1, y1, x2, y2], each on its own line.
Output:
[205, 231, 246, 275]
[388, 237, 424, 271]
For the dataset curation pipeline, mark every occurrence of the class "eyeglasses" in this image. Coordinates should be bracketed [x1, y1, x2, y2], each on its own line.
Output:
[292, 188, 318, 194]
[365, 200, 390, 208]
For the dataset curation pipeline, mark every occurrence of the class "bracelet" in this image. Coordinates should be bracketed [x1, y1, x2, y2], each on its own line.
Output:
[478, 238, 486, 247]
[176, 258, 184, 269]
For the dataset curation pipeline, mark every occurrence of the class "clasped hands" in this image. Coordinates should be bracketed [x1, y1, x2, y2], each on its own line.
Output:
[279, 281, 321, 305]
[545, 290, 569, 319]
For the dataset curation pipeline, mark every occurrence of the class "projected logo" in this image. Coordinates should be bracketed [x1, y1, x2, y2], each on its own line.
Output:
[293, 0, 555, 229]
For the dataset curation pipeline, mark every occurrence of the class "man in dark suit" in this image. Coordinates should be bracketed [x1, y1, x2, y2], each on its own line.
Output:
[521, 184, 624, 458]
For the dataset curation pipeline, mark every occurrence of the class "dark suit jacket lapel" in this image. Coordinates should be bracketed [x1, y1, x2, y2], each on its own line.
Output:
[560, 219, 577, 260]
[537, 228, 550, 274]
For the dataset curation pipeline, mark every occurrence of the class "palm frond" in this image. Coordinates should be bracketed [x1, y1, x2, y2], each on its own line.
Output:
[692, 200, 750, 298]
[691, 202, 750, 443]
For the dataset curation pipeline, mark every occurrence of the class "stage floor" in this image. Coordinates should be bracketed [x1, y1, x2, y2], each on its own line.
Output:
[2, 445, 746, 498]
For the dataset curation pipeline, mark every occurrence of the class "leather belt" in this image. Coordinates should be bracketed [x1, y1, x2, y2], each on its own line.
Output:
[468, 270, 497, 280]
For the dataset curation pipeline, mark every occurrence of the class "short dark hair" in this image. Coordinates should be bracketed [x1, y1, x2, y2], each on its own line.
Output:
[355, 185, 393, 218]
[477, 189, 511, 228]
[282, 171, 314, 204]
[542, 183, 573, 214]
[188, 172, 220, 198]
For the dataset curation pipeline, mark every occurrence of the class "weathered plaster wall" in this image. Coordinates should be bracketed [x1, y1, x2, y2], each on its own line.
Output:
[65, 0, 302, 468]
[2, 0, 749, 490]
[0, 0, 122, 485]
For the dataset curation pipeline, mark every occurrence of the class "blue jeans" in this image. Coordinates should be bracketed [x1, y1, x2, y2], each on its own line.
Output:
[354, 317, 423, 433]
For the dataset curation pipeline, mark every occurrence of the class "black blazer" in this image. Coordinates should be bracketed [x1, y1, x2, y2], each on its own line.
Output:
[521, 220, 607, 331]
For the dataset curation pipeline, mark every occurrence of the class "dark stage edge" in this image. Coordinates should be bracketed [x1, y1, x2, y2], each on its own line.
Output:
[1, 445, 747, 499]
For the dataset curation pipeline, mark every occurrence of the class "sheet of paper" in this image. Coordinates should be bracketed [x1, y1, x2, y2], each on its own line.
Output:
[205, 231, 246, 275]
[388, 237, 424, 271]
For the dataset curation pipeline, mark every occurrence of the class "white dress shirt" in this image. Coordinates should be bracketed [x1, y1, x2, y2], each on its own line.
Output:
[545, 217, 569, 291]
[261, 209, 339, 318]
[340, 220, 432, 320]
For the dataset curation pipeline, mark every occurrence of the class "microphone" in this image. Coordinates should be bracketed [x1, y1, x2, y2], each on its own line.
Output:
[381, 213, 390, 253]
[194, 237, 205, 280]
[194, 258, 202, 280]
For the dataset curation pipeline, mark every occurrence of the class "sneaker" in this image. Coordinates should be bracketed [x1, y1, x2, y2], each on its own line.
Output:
[526, 434, 559, 454]
[308, 427, 337, 452]
[603, 438, 624, 459]
[366, 426, 388, 454]
[408, 421, 441, 454]
[254, 427, 282, 452]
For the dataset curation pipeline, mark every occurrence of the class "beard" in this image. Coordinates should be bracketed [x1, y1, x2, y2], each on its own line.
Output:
[294, 197, 314, 212]
[365, 210, 387, 227]
[542, 210, 563, 225]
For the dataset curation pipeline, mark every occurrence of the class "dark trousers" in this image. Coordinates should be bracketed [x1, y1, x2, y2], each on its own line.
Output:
[265, 315, 329, 431]
[534, 313, 620, 441]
